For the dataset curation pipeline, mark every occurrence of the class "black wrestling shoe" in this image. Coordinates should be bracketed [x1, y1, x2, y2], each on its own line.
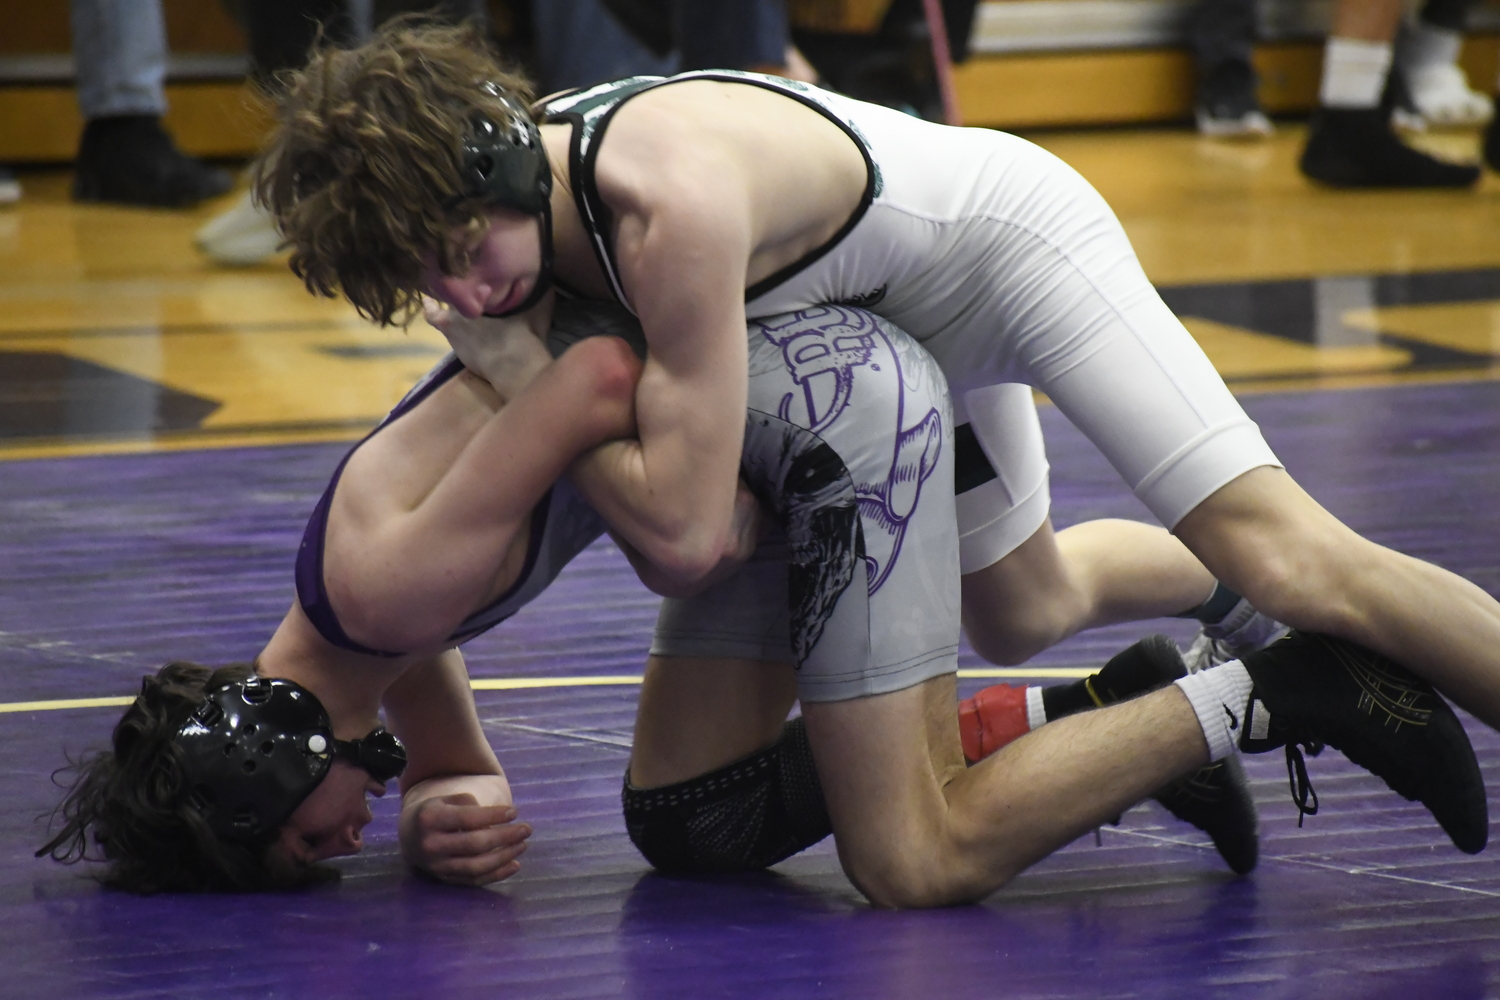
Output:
[1153, 754, 1259, 875]
[1086, 635, 1261, 873]
[1043, 633, 1187, 720]
[1299, 107, 1480, 188]
[73, 115, 233, 208]
[1239, 631, 1488, 854]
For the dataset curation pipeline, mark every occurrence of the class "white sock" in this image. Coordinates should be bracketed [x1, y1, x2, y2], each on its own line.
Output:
[1320, 38, 1395, 108]
[1402, 22, 1462, 74]
[1173, 660, 1255, 761]
[1026, 685, 1047, 730]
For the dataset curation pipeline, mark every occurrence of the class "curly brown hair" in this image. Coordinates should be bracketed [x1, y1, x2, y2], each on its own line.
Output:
[254, 19, 538, 327]
[38, 662, 338, 894]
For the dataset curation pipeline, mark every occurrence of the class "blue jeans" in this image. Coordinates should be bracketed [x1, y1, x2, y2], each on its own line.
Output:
[70, 0, 168, 119]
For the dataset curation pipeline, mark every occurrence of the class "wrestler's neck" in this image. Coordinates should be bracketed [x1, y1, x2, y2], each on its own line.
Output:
[256, 603, 410, 740]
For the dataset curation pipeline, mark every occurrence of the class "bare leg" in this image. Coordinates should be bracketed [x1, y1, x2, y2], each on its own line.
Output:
[961, 517, 1216, 665]
[629, 655, 798, 787]
[1332, 0, 1402, 41]
[1174, 466, 1500, 730]
[802, 674, 1207, 907]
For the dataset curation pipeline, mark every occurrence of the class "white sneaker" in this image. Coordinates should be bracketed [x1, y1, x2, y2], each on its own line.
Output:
[195, 188, 282, 266]
[1181, 597, 1290, 673]
[1407, 63, 1494, 127]
[0, 167, 19, 205]
[1195, 107, 1274, 140]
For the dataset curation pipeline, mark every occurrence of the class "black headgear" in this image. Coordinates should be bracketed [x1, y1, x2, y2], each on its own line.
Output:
[175, 677, 407, 843]
[451, 86, 554, 318]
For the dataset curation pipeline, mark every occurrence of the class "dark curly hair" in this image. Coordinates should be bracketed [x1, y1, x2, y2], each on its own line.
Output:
[253, 18, 538, 327]
[37, 661, 339, 894]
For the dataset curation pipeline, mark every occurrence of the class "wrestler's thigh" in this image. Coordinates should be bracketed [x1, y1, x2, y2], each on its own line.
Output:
[799, 673, 970, 905]
[630, 655, 798, 788]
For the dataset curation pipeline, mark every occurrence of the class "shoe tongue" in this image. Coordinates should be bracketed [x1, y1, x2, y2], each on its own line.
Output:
[1246, 697, 1273, 743]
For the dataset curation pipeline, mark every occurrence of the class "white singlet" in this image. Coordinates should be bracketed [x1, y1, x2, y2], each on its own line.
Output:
[541, 73, 1281, 573]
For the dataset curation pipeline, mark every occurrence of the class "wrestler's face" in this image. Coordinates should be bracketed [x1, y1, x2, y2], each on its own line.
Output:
[423, 207, 543, 319]
[275, 758, 388, 863]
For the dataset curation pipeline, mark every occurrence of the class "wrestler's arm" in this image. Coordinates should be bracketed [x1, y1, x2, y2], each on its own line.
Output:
[326, 334, 640, 653]
[564, 132, 754, 588]
[384, 649, 529, 886]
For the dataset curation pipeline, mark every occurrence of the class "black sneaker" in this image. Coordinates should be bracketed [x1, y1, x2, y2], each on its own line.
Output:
[1299, 107, 1480, 188]
[1195, 58, 1273, 138]
[1484, 109, 1500, 172]
[73, 115, 232, 209]
[1153, 754, 1259, 875]
[1239, 631, 1488, 854]
[1081, 634, 1261, 873]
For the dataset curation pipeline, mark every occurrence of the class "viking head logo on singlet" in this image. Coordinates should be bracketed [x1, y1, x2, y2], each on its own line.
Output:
[750, 306, 945, 601]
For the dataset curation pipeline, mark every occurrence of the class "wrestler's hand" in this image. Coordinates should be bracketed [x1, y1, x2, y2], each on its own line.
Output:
[399, 791, 532, 886]
[613, 478, 768, 598]
[423, 295, 554, 402]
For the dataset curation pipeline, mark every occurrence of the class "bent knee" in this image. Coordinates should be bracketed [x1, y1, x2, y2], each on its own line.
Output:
[963, 588, 1085, 666]
[841, 849, 1011, 909]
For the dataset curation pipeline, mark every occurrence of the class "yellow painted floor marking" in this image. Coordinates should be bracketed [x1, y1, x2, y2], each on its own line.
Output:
[0, 696, 135, 714]
[1345, 300, 1500, 356]
[469, 676, 645, 690]
[1181, 317, 1412, 380]
[0, 668, 1092, 713]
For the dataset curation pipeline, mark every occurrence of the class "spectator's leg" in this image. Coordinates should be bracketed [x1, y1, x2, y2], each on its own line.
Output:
[1395, 0, 1490, 127]
[243, 0, 352, 86]
[531, 0, 675, 94]
[676, 0, 792, 74]
[1186, 0, 1272, 137]
[1299, 0, 1479, 187]
[69, 0, 233, 207]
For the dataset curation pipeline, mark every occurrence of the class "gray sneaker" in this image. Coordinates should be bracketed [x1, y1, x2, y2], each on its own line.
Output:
[1182, 596, 1289, 673]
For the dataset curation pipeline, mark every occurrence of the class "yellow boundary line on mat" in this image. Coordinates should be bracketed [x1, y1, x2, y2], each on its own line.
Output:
[0, 668, 1091, 714]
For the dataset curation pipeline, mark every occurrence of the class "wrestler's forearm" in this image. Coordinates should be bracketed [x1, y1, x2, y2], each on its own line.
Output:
[333, 340, 639, 651]
[568, 434, 736, 586]
[607, 194, 754, 584]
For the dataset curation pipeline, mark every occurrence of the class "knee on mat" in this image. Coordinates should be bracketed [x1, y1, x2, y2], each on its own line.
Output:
[842, 850, 1001, 909]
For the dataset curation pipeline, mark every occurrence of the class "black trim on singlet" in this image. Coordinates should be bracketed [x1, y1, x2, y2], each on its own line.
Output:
[541, 74, 878, 311]
[294, 357, 553, 657]
[953, 423, 998, 495]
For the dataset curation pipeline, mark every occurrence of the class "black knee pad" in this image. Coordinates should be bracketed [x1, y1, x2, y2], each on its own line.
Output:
[622, 716, 832, 874]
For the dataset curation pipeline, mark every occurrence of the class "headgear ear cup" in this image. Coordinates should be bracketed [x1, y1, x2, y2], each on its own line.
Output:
[452, 95, 556, 318]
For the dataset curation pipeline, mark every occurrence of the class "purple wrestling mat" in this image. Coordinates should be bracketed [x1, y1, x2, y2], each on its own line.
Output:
[4, 379, 1500, 999]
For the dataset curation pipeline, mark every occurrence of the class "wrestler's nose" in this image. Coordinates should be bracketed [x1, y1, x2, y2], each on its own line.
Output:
[432, 274, 489, 319]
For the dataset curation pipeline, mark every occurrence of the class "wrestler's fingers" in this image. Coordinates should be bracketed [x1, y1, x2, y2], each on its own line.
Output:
[420, 821, 531, 861]
[422, 295, 451, 329]
[428, 839, 528, 885]
[422, 798, 518, 833]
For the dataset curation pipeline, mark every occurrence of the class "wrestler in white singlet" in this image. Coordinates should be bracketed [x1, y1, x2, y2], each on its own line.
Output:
[541, 74, 1281, 573]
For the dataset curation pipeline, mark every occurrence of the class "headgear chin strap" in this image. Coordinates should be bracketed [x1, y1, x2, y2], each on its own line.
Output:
[175, 677, 407, 843]
[450, 87, 555, 318]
